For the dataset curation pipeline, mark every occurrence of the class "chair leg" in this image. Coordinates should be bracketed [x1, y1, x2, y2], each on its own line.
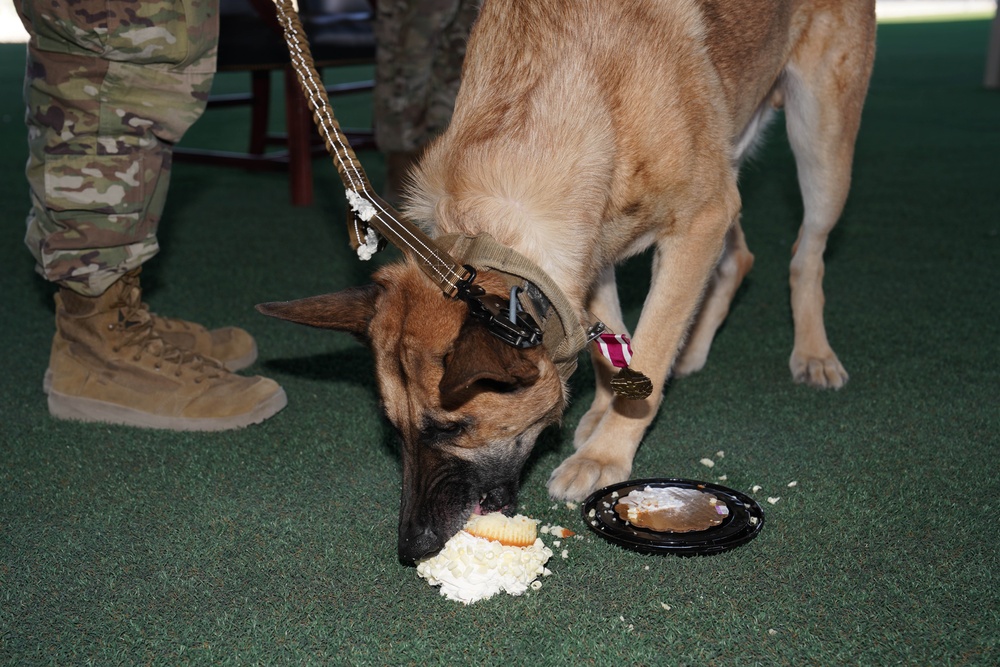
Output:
[284, 67, 315, 206]
[249, 70, 271, 155]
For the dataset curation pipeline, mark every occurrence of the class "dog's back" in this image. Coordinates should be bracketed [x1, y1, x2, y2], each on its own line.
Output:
[407, 0, 875, 502]
[407, 0, 868, 288]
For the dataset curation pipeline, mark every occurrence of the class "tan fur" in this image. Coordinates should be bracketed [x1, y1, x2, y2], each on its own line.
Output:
[409, 0, 875, 501]
[260, 0, 875, 559]
[368, 266, 564, 450]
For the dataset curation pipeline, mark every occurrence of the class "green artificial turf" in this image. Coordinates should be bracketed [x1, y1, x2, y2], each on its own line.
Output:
[2, 18, 999, 667]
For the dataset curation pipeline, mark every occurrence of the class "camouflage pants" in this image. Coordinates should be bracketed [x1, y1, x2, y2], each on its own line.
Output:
[373, 0, 479, 154]
[18, 0, 219, 296]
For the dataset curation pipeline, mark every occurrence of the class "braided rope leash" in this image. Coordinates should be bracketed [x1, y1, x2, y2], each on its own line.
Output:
[272, 0, 468, 295]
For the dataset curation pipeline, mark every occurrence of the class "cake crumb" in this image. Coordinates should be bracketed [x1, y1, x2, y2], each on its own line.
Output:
[716, 450, 725, 458]
[699, 458, 715, 468]
[544, 525, 575, 539]
[661, 602, 671, 611]
[787, 480, 798, 487]
[767, 496, 781, 505]
[752, 485, 763, 493]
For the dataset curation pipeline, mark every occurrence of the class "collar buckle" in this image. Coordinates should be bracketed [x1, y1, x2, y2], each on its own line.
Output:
[455, 265, 544, 349]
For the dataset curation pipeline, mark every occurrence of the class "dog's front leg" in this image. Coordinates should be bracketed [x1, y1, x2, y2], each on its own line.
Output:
[548, 196, 740, 501]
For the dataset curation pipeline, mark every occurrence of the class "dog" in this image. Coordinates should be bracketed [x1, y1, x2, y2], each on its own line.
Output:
[258, 0, 876, 563]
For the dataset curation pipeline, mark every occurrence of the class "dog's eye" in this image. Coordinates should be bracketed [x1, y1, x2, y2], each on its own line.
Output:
[419, 420, 465, 444]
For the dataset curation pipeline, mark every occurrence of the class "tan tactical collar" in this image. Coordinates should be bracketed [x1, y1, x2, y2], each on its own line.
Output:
[439, 234, 590, 384]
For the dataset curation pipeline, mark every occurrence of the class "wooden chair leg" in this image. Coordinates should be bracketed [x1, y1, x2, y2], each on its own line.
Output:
[249, 70, 271, 155]
[284, 67, 314, 206]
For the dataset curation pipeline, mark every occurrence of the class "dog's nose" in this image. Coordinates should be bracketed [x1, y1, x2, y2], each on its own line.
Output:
[398, 525, 443, 564]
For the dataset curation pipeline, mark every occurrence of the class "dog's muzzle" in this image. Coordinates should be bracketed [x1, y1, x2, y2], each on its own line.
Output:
[397, 468, 520, 564]
[398, 524, 444, 564]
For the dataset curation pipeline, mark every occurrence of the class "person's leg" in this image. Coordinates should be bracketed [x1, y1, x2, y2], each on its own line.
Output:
[21, 0, 218, 294]
[20, 0, 285, 429]
[373, 0, 478, 202]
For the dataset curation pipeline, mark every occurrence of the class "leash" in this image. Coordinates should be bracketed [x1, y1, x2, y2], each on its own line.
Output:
[270, 0, 651, 398]
[273, 0, 466, 294]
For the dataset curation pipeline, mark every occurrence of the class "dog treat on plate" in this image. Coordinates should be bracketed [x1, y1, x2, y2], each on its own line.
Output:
[416, 513, 552, 604]
[614, 486, 730, 533]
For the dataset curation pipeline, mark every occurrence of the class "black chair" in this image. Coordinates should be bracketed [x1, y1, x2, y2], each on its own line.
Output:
[174, 0, 377, 206]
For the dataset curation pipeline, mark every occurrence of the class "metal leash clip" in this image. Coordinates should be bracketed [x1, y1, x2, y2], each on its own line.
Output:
[455, 266, 543, 349]
[586, 321, 607, 343]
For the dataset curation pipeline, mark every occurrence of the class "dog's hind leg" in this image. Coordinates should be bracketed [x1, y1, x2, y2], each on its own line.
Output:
[782, 4, 875, 388]
[575, 265, 630, 447]
[673, 219, 755, 377]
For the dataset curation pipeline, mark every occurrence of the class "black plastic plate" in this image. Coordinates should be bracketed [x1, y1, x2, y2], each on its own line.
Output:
[581, 478, 765, 556]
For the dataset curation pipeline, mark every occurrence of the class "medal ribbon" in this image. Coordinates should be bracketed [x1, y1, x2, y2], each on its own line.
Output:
[595, 333, 634, 369]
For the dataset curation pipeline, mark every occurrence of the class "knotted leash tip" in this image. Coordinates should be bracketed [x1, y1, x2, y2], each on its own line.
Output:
[346, 189, 377, 222]
[346, 189, 382, 260]
[356, 228, 380, 261]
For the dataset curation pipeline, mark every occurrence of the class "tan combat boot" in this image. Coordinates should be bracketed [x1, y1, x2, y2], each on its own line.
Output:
[46, 273, 287, 431]
[43, 269, 260, 390]
[150, 310, 258, 371]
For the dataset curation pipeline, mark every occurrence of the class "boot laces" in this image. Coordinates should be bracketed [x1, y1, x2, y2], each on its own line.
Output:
[148, 309, 194, 332]
[111, 285, 224, 382]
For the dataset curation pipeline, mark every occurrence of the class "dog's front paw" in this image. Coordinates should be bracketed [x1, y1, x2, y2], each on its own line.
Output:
[790, 351, 848, 389]
[547, 453, 631, 502]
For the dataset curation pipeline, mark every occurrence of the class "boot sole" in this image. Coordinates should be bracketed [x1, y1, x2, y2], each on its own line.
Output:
[47, 386, 288, 431]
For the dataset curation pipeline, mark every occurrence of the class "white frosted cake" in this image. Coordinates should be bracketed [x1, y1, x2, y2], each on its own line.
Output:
[416, 513, 553, 604]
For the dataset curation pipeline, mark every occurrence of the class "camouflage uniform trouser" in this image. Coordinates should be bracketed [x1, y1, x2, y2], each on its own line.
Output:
[18, 0, 219, 297]
[373, 0, 479, 154]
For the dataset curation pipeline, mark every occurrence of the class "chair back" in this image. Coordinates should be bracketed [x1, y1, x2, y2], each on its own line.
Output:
[218, 0, 375, 71]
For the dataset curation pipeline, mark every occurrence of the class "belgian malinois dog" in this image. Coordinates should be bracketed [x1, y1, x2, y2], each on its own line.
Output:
[259, 0, 876, 562]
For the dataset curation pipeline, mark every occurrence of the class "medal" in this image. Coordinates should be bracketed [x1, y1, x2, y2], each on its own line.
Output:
[610, 366, 654, 399]
[592, 331, 653, 400]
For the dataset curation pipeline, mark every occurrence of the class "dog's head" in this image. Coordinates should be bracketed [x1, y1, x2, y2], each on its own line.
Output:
[257, 262, 565, 563]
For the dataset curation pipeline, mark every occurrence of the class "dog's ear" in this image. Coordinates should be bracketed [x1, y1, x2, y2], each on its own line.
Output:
[439, 319, 541, 409]
[256, 284, 381, 339]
